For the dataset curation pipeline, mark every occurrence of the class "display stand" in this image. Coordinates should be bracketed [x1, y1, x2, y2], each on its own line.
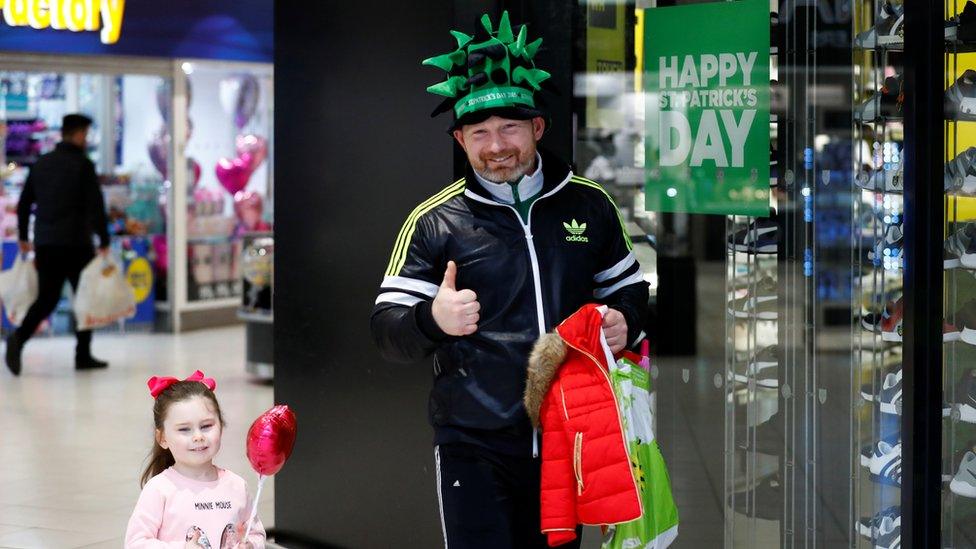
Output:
[852, 2, 906, 545]
[942, 3, 976, 544]
[238, 231, 273, 380]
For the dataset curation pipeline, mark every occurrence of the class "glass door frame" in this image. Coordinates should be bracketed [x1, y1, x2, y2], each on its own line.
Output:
[902, 2, 948, 547]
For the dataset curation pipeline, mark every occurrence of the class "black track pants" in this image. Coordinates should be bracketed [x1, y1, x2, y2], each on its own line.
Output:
[434, 442, 583, 549]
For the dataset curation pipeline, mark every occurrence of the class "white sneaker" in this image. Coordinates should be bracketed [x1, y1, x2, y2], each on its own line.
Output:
[877, 370, 903, 415]
[854, 1, 904, 49]
[856, 165, 903, 193]
[950, 451, 976, 498]
[945, 147, 976, 194]
[868, 224, 904, 270]
[946, 70, 976, 121]
[857, 505, 900, 540]
[867, 440, 902, 486]
[874, 515, 901, 549]
[727, 276, 777, 319]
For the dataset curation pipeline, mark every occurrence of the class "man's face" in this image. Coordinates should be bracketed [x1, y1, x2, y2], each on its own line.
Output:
[453, 116, 545, 183]
[64, 127, 89, 149]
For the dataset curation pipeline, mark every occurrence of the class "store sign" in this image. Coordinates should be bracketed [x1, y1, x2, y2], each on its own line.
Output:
[585, 0, 625, 131]
[643, 0, 770, 216]
[0, 0, 125, 44]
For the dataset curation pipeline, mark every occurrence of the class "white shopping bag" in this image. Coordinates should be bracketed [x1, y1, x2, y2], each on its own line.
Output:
[74, 256, 136, 330]
[0, 254, 38, 325]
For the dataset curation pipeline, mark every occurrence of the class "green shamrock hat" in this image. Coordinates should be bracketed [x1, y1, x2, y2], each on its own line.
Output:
[423, 11, 551, 127]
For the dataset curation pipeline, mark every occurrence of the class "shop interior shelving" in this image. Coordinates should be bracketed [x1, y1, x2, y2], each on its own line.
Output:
[851, 1, 906, 547]
[942, 1, 976, 544]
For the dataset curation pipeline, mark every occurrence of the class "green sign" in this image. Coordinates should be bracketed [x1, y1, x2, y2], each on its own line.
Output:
[643, 0, 770, 216]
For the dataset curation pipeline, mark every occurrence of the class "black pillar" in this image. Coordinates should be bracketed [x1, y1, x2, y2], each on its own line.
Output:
[275, 2, 579, 546]
[274, 2, 454, 547]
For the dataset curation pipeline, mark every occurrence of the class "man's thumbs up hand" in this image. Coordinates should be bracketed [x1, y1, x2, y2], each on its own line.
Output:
[441, 260, 459, 291]
[433, 261, 480, 336]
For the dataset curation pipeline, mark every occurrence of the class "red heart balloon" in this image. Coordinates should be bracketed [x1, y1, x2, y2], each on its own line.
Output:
[214, 153, 253, 195]
[246, 405, 297, 477]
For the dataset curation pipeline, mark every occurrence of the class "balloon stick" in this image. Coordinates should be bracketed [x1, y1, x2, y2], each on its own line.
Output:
[242, 474, 267, 542]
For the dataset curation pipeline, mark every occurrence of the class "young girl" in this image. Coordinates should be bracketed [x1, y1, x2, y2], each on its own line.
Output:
[125, 371, 266, 549]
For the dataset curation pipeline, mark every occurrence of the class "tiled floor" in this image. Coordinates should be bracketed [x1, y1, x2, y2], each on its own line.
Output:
[0, 326, 275, 548]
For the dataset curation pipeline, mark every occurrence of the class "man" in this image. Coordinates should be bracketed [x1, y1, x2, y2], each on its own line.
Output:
[6, 113, 110, 376]
[370, 12, 648, 549]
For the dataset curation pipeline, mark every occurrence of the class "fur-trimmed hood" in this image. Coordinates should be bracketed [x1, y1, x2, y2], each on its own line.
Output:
[524, 332, 567, 427]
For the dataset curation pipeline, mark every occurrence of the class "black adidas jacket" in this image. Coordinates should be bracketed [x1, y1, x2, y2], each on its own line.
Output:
[370, 150, 648, 454]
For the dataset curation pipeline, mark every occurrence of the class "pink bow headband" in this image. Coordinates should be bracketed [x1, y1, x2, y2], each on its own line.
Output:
[147, 370, 217, 398]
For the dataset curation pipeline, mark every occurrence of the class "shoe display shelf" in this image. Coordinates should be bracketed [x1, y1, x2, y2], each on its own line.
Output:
[725, 212, 783, 540]
[724, 10, 786, 537]
[945, 1, 976, 545]
[853, 1, 907, 546]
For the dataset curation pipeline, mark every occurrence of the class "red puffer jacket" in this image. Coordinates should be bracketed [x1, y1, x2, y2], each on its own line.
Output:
[523, 304, 642, 547]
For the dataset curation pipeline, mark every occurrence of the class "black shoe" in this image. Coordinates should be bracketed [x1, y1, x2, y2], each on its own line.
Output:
[75, 357, 108, 370]
[5, 333, 22, 376]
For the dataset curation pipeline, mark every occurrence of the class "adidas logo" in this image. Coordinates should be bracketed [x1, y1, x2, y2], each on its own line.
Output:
[563, 219, 588, 243]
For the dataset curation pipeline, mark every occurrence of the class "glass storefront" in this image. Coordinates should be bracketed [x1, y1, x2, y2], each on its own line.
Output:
[0, 56, 273, 332]
[569, 0, 945, 546]
[945, 0, 976, 545]
[0, 68, 172, 331]
[182, 62, 273, 305]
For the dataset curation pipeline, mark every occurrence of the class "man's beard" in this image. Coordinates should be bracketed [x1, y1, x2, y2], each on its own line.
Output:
[475, 150, 536, 183]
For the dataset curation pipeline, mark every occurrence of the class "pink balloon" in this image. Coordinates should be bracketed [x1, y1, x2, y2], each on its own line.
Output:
[246, 405, 297, 477]
[214, 153, 253, 195]
[235, 134, 268, 173]
[233, 191, 264, 230]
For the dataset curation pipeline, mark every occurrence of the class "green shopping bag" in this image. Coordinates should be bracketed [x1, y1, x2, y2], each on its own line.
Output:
[603, 355, 679, 549]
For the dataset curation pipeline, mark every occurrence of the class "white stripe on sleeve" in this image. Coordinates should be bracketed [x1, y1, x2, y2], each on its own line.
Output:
[594, 252, 637, 283]
[375, 292, 424, 307]
[593, 270, 646, 299]
[381, 275, 439, 298]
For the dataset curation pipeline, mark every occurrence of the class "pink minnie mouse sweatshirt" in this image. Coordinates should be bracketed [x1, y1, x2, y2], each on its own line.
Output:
[125, 467, 266, 548]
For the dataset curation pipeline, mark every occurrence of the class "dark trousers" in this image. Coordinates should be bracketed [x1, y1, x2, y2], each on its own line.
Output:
[16, 245, 94, 357]
[435, 442, 582, 549]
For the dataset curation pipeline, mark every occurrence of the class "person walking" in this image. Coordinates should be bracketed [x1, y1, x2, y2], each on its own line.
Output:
[6, 113, 110, 375]
[370, 12, 648, 548]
